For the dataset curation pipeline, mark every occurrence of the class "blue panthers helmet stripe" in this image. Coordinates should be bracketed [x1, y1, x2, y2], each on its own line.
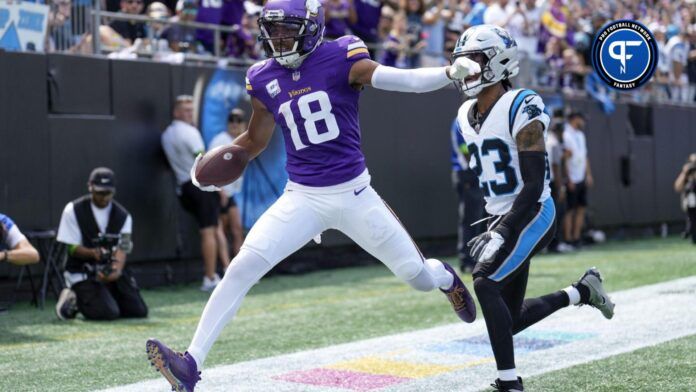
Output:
[508, 89, 537, 135]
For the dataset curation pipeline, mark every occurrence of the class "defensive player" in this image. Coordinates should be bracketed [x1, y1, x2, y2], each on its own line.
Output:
[451, 25, 615, 392]
[146, 0, 483, 390]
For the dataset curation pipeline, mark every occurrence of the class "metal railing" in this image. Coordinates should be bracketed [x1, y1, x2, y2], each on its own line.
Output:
[43, 5, 696, 105]
[89, 8, 256, 66]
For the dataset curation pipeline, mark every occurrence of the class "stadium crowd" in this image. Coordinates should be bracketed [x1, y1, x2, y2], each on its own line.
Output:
[42, 0, 696, 102]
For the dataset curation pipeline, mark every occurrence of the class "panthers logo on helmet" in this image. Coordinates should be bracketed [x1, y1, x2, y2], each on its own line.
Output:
[493, 27, 516, 49]
[522, 104, 541, 120]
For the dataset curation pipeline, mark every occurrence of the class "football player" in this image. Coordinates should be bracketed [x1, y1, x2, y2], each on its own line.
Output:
[146, 0, 482, 390]
[452, 25, 615, 392]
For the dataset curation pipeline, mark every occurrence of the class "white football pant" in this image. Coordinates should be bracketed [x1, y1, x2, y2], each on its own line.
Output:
[187, 175, 452, 366]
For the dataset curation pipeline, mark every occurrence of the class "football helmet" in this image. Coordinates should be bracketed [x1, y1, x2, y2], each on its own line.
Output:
[258, 0, 325, 68]
[451, 24, 520, 97]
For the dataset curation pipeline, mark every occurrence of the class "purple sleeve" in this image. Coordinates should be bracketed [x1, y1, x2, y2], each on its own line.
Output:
[245, 63, 261, 98]
[334, 35, 371, 64]
[245, 60, 275, 110]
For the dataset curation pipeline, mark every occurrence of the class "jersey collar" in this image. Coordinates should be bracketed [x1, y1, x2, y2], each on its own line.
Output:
[467, 92, 506, 133]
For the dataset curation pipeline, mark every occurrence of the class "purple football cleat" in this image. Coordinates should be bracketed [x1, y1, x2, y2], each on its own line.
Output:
[146, 339, 201, 392]
[440, 262, 477, 323]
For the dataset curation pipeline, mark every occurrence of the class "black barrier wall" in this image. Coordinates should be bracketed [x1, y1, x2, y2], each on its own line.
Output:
[1, 52, 695, 270]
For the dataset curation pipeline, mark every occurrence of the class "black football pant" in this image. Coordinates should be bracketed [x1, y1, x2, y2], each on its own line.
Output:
[72, 269, 148, 320]
[472, 198, 569, 371]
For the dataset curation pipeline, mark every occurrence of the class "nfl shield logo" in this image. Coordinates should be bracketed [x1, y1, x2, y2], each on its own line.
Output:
[292, 71, 301, 81]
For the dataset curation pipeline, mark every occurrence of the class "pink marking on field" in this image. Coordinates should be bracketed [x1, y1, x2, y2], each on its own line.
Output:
[273, 368, 409, 391]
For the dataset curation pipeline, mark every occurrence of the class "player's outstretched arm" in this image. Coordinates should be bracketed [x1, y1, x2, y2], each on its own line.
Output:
[232, 97, 276, 160]
[348, 57, 480, 93]
[495, 120, 546, 239]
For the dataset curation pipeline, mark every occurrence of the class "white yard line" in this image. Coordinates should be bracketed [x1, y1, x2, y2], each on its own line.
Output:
[102, 276, 696, 392]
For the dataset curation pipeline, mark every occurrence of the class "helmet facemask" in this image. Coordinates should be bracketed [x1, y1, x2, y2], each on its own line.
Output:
[452, 49, 493, 97]
[258, 14, 322, 68]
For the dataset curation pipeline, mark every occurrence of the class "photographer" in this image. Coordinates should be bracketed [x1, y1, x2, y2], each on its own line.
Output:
[675, 153, 696, 244]
[55, 168, 147, 320]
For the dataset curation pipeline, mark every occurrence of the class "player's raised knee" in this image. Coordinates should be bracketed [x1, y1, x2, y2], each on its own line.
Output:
[473, 276, 498, 297]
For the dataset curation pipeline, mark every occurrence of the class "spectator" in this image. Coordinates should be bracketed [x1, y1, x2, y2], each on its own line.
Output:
[665, 27, 692, 102]
[225, 13, 259, 60]
[561, 47, 587, 92]
[109, 0, 147, 45]
[648, 23, 673, 101]
[161, 95, 227, 292]
[380, 11, 407, 67]
[507, 0, 543, 86]
[483, 0, 508, 26]
[545, 110, 573, 253]
[351, 0, 399, 57]
[563, 111, 593, 248]
[579, 14, 608, 67]
[55, 167, 147, 321]
[47, 0, 79, 51]
[377, 5, 395, 41]
[195, 0, 240, 54]
[147, 2, 172, 51]
[323, 0, 355, 39]
[162, 0, 204, 53]
[544, 36, 564, 88]
[463, 0, 488, 28]
[402, 0, 428, 67]
[209, 108, 246, 256]
[538, 0, 573, 56]
[450, 118, 484, 272]
[675, 153, 696, 244]
[0, 214, 40, 267]
[223, 0, 246, 28]
[688, 25, 696, 102]
[420, 0, 454, 66]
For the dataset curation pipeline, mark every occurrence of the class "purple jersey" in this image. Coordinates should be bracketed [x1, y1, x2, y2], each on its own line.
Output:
[196, 0, 242, 51]
[379, 34, 400, 66]
[349, 0, 382, 42]
[323, 0, 350, 38]
[246, 36, 371, 187]
[222, 0, 245, 26]
[225, 28, 258, 59]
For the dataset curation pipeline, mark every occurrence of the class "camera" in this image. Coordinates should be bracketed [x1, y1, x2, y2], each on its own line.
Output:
[686, 162, 696, 175]
[88, 233, 133, 276]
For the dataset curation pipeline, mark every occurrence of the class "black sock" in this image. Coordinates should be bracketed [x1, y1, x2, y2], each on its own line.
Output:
[573, 282, 591, 304]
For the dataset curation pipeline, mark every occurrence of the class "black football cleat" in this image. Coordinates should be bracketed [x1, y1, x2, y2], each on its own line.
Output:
[491, 377, 524, 391]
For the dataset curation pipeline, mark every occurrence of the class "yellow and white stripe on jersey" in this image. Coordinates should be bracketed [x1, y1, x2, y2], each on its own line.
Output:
[347, 40, 368, 58]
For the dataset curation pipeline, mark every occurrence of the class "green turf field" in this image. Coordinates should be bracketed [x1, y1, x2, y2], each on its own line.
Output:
[1, 236, 694, 391]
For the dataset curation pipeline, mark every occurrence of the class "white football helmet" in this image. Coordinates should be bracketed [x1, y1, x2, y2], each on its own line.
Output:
[451, 24, 520, 97]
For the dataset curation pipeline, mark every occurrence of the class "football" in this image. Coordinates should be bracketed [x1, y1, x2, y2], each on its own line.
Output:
[194, 144, 250, 187]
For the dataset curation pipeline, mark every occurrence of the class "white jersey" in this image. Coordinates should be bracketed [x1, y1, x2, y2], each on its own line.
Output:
[456, 89, 551, 216]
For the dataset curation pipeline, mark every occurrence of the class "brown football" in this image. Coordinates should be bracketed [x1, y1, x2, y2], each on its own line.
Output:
[194, 144, 250, 187]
